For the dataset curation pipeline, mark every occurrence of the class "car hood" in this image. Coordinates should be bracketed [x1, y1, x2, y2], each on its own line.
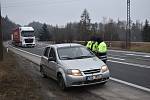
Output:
[60, 57, 105, 71]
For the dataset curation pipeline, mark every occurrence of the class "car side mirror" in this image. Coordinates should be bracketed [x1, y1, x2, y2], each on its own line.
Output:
[48, 57, 56, 62]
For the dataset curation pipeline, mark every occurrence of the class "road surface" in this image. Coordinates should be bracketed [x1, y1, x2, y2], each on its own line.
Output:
[11, 42, 150, 89]
[4, 41, 150, 100]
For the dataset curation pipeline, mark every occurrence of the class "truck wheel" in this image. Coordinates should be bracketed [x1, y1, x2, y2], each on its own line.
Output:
[40, 65, 47, 78]
[57, 74, 67, 90]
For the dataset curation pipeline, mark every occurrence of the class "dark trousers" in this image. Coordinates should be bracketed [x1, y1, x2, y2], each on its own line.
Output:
[95, 52, 107, 63]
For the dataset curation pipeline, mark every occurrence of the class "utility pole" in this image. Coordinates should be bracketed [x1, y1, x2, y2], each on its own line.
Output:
[126, 0, 131, 49]
[0, 3, 3, 61]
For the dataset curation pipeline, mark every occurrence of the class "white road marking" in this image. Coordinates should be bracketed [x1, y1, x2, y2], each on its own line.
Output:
[110, 77, 150, 92]
[9, 45, 41, 58]
[108, 60, 150, 69]
[108, 57, 125, 61]
[110, 50, 150, 58]
[125, 54, 135, 56]
[7, 44, 150, 93]
[125, 53, 150, 58]
[144, 55, 150, 58]
[109, 50, 150, 56]
[108, 54, 127, 58]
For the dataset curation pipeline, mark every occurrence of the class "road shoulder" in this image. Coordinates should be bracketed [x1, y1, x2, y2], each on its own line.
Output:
[0, 51, 43, 100]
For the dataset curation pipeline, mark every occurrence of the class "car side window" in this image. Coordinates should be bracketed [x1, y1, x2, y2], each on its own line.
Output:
[49, 48, 56, 60]
[44, 47, 50, 57]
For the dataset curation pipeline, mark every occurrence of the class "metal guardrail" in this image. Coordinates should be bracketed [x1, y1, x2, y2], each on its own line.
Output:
[8, 44, 41, 65]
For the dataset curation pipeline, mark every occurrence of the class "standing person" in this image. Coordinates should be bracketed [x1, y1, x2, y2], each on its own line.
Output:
[86, 36, 95, 51]
[97, 37, 107, 63]
[86, 40, 93, 50]
[91, 38, 99, 55]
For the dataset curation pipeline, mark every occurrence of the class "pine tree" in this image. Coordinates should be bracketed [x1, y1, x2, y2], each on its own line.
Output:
[39, 23, 51, 41]
[1, 16, 19, 40]
[80, 9, 91, 40]
[142, 20, 150, 42]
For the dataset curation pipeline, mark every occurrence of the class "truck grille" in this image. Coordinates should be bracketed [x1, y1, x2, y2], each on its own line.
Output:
[83, 69, 100, 75]
[25, 39, 33, 43]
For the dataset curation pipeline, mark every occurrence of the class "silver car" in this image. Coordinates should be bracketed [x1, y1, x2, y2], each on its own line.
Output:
[40, 43, 110, 90]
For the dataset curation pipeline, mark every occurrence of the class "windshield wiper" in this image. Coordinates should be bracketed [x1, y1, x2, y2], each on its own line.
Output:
[73, 55, 94, 59]
[61, 56, 74, 60]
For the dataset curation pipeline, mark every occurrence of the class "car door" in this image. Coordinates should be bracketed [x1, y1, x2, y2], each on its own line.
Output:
[42, 47, 50, 76]
[47, 47, 57, 79]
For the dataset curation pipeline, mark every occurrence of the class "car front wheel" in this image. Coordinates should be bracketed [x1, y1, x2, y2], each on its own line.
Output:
[57, 74, 67, 90]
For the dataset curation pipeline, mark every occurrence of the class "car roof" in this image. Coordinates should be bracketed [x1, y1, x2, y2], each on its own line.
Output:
[46, 43, 83, 48]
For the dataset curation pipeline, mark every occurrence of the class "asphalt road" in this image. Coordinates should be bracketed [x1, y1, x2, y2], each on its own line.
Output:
[107, 50, 150, 89]
[6, 42, 150, 100]
[12, 42, 150, 89]
[14, 54, 150, 100]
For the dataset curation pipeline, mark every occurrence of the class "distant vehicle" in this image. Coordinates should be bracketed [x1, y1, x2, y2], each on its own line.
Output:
[40, 43, 110, 90]
[11, 27, 36, 47]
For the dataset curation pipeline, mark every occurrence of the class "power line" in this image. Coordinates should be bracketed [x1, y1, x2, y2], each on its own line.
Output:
[4, 0, 52, 5]
[2, 0, 82, 9]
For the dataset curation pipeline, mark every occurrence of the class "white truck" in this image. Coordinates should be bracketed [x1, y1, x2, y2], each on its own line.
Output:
[11, 27, 36, 47]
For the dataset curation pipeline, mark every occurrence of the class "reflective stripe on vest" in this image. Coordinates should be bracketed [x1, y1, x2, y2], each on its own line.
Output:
[98, 42, 107, 53]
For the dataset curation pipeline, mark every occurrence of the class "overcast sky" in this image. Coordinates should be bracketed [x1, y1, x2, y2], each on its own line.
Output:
[1, 0, 150, 26]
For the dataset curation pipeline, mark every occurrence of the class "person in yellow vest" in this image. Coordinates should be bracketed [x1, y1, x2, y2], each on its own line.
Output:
[92, 40, 98, 54]
[86, 40, 94, 50]
[86, 36, 95, 50]
[97, 37, 107, 63]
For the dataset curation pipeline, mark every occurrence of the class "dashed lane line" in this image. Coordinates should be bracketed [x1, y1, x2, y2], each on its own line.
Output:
[110, 77, 150, 92]
[108, 57, 125, 61]
[108, 60, 150, 69]
[109, 50, 150, 56]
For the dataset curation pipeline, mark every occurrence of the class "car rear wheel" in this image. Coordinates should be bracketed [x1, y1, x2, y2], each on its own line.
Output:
[57, 74, 67, 90]
[40, 65, 47, 78]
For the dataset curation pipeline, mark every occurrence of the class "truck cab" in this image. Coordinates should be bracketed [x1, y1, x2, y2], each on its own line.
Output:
[11, 27, 36, 47]
[20, 27, 36, 47]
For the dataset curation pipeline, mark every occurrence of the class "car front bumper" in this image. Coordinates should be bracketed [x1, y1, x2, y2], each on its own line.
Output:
[65, 71, 110, 87]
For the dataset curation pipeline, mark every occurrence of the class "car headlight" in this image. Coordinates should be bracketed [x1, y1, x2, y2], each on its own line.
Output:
[101, 65, 109, 73]
[67, 69, 82, 76]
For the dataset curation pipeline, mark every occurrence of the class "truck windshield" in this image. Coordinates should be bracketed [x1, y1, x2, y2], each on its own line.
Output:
[57, 46, 95, 60]
[21, 31, 34, 37]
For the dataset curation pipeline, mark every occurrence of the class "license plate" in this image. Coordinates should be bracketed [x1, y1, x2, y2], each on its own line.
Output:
[86, 75, 102, 81]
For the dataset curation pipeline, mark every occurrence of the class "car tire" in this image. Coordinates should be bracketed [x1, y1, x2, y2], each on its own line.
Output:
[57, 74, 67, 90]
[40, 65, 47, 78]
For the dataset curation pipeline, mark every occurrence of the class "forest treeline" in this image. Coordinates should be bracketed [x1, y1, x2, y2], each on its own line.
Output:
[2, 9, 150, 42]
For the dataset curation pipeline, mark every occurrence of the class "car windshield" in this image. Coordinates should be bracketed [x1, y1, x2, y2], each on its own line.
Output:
[57, 46, 95, 60]
[21, 31, 34, 37]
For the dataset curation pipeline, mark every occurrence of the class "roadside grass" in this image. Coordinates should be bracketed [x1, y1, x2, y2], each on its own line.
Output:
[130, 45, 150, 53]
[107, 41, 150, 53]
[77, 41, 150, 53]
[0, 50, 42, 100]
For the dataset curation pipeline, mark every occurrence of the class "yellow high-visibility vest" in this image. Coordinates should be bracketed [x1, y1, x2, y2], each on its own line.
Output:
[86, 41, 94, 49]
[98, 42, 107, 53]
[92, 41, 98, 52]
